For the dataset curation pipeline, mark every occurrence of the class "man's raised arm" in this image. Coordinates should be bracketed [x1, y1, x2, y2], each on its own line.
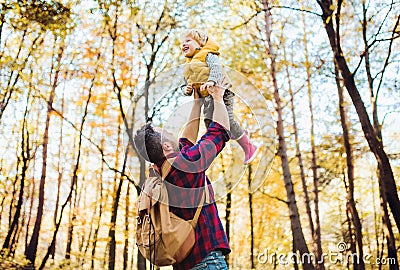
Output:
[181, 90, 203, 144]
[177, 86, 230, 172]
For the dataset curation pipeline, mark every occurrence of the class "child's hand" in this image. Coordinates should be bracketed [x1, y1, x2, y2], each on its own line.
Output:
[200, 81, 216, 92]
[185, 84, 194, 96]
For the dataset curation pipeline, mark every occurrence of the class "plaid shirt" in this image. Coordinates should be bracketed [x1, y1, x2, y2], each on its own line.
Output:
[155, 122, 231, 270]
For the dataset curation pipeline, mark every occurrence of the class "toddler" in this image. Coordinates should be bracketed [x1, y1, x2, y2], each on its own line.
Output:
[181, 29, 258, 164]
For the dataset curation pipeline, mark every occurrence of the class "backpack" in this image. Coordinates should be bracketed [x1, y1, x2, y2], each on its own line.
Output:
[135, 158, 209, 267]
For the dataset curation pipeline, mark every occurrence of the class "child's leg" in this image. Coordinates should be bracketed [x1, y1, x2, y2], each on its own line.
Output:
[203, 95, 213, 128]
[223, 90, 258, 164]
[223, 90, 243, 139]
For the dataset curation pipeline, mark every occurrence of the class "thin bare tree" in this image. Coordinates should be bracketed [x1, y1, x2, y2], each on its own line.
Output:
[261, 1, 314, 269]
[335, 63, 365, 269]
[301, 11, 325, 269]
[2, 90, 32, 254]
[25, 36, 64, 265]
[282, 42, 315, 240]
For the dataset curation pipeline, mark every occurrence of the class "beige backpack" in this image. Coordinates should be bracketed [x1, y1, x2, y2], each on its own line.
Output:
[135, 158, 208, 267]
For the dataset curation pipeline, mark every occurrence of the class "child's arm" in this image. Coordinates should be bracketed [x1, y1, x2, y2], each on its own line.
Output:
[206, 53, 223, 84]
[200, 53, 223, 91]
[181, 77, 193, 96]
[185, 84, 193, 96]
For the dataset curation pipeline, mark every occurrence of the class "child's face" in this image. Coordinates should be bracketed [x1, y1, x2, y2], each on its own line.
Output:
[181, 36, 201, 58]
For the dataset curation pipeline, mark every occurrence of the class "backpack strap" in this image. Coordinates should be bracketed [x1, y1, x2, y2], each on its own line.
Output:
[147, 158, 176, 211]
[152, 157, 176, 180]
[190, 192, 204, 227]
[189, 175, 210, 228]
[161, 158, 176, 179]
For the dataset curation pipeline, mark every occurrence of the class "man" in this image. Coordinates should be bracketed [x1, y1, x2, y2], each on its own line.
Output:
[133, 86, 231, 270]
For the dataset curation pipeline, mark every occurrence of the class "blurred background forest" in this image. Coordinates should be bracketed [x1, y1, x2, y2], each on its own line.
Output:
[0, 0, 399, 269]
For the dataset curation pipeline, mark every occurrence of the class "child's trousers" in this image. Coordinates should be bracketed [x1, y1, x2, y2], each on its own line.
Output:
[203, 90, 244, 140]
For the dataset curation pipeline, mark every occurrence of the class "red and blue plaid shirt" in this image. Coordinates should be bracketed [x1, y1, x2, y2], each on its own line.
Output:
[155, 122, 231, 270]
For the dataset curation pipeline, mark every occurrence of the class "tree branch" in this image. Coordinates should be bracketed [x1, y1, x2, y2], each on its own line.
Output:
[375, 14, 399, 100]
[229, 5, 321, 30]
[271, 5, 321, 16]
[262, 192, 289, 205]
[352, 54, 365, 76]
[229, 11, 261, 30]
[381, 110, 400, 127]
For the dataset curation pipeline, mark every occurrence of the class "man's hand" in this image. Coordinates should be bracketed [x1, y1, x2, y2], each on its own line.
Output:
[200, 81, 216, 92]
[208, 84, 225, 101]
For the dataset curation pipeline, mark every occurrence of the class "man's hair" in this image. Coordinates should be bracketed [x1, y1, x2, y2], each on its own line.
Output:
[181, 29, 208, 47]
[133, 123, 164, 164]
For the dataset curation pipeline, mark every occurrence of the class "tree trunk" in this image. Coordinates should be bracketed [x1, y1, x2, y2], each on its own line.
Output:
[262, 1, 314, 269]
[24, 100, 42, 251]
[316, 0, 400, 231]
[109, 178, 123, 270]
[25, 39, 64, 265]
[9, 143, 20, 232]
[0, 194, 5, 231]
[109, 123, 127, 270]
[2, 92, 31, 252]
[50, 82, 66, 259]
[292, 230, 299, 270]
[137, 158, 147, 270]
[283, 41, 314, 240]
[220, 153, 231, 268]
[65, 188, 77, 260]
[335, 63, 365, 269]
[107, 10, 124, 266]
[344, 203, 354, 270]
[25, 162, 36, 251]
[370, 175, 382, 268]
[377, 172, 398, 270]
[301, 11, 324, 269]
[248, 165, 255, 269]
[91, 158, 105, 269]
[123, 183, 130, 270]
[225, 190, 231, 268]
